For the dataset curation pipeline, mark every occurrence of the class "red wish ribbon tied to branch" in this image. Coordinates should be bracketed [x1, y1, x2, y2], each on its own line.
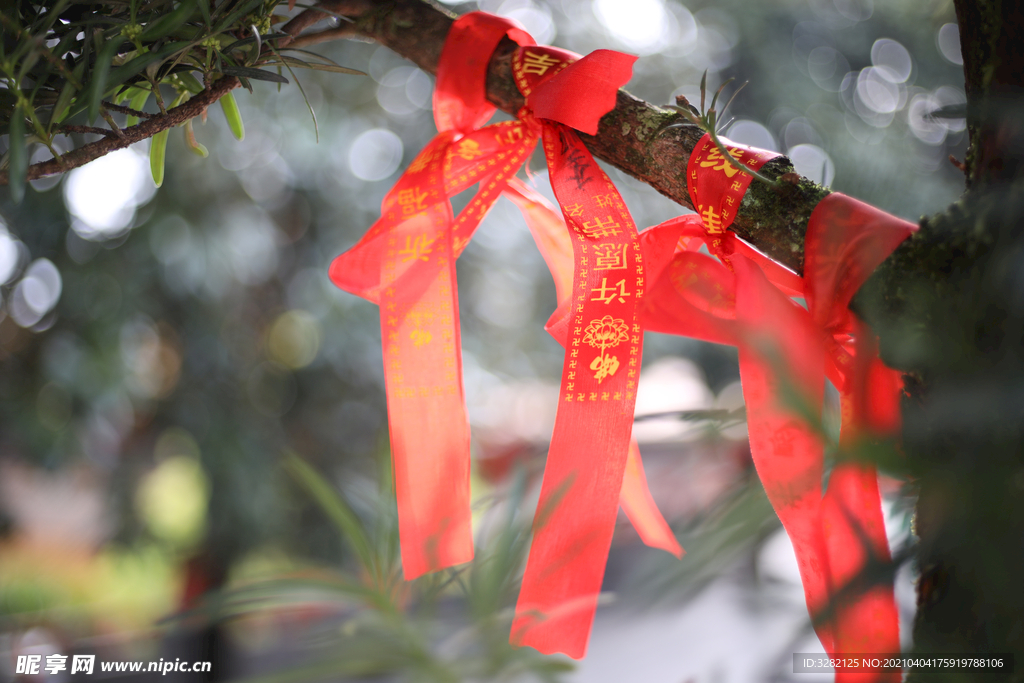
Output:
[641, 133, 914, 680]
[329, 13, 536, 580]
[330, 11, 678, 653]
[330, 7, 914, 669]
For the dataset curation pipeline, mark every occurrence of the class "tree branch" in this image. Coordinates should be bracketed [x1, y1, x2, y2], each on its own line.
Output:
[279, 0, 372, 47]
[279, 0, 828, 274]
[0, 76, 240, 186]
[4, 0, 902, 282]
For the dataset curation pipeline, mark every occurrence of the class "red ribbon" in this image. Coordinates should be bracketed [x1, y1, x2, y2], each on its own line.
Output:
[329, 12, 679, 630]
[330, 10, 914, 665]
[641, 134, 913, 679]
[328, 15, 536, 579]
[505, 181, 682, 561]
[492, 43, 672, 659]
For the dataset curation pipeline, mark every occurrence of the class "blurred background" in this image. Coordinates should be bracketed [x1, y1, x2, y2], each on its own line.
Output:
[0, 0, 964, 679]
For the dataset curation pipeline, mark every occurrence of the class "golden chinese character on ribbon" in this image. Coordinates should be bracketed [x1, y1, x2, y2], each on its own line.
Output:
[590, 355, 620, 383]
[590, 278, 631, 304]
[455, 139, 485, 160]
[699, 146, 746, 178]
[407, 151, 435, 174]
[581, 215, 622, 239]
[521, 50, 561, 75]
[593, 243, 628, 270]
[494, 126, 524, 146]
[409, 329, 433, 346]
[407, 308, 435, 326]
[397, 188, 429, 216]
[700, 205, 724, 234]
[399, 235, 435, 263]
[594, 194, 616, 209]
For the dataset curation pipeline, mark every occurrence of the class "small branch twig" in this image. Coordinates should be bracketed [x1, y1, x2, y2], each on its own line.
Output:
[0, 77, 240, 185]
[59, 125, 118, 137]
[103, 101, 155, 119]
[99, 108, 127, 139]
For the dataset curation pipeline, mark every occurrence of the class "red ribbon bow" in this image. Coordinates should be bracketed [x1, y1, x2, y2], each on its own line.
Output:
[641, 134, 914, 679]
[329, 13, 679, 658]
[328, 14, 535, 580]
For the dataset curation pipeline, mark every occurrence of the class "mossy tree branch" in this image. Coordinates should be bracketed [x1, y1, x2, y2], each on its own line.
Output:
[289, 0, 827, 275]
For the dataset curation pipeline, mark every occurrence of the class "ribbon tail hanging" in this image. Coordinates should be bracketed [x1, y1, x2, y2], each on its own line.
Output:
[511, 123, 645, 659]
[827, 377, 899, 682]
[804, 193, 913, 671]
[733, 255, 836, 653]
[821, 326, 900, 678]
[329, 8, 546, 579]
[329, 133, 475, 578]
[620, 438, 683, 556]
[332, 113, 539, 582]
[505, 178, 682, 558]
[821, 462, 901, 682]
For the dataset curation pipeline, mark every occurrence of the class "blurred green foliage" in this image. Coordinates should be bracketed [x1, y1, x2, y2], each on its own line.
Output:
[203, 455, 573, 682]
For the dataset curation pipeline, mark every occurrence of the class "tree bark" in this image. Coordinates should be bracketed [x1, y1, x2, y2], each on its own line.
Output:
[896, 2, 1024, 679]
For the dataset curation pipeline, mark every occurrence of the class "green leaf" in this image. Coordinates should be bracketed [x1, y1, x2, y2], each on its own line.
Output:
[48, 79, 78, 129]
[125, 87, 151, 127]
[248, 24, 262, 62]
[219, 91, 244, 140]
[222, 32, 290, 53]
[284, 454, 376, 577]
[175, 71, 206, 95]
[79, 41, 190, 123]
[150, 128, 169, 187]
[7, 104, 28, 204]
[718, 81, 748, 128]
[196, 0, 211, 28]
[265, 56, 365, 75]
[139, 0, 198, 42]
[17, 50, 42, 85]
[265, 43, 318, 142]
[211, 0, 263, 33]
[279, 48, 365, 74]
[699, 69, 708, 113]
[708, 77, 735, 116]
[87, 37, 130, 122]
[218, 65, 289, 84]
[108, 41, 192, 89]
[184, 118, 208, 157]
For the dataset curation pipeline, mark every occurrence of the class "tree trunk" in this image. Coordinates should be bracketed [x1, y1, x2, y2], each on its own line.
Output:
[887, 2, 1024, 679]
